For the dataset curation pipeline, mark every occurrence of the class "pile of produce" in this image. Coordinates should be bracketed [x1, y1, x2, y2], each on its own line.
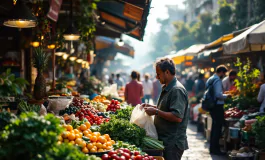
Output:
[0, 112, 99, 160]
[72, 97, 85, 108]
[224, 107, 247, 119]
[113, 141, 142, 152]
[59, 106, 79, 115]
[91, 101, 107, 112]
[142, 137, 164, 150]
[111, 106, 133, 121]
[102, 149, 157, 160]
[58, 122, 115, 153]
[75, 108, 109, 125]
[93, 95, 111, 105]
[106, 99, 121, 112]
[99, 118, 146, 147]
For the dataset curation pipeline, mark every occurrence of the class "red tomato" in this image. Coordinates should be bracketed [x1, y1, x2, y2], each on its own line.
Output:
[108, 151, 117, 156]
[123, 148, 131, 154]
[134, 155, 142, 160]
[111, 154, 119, 160]
[120, 156, 126, 160]
[134, 151, 140, 156]
[101, 154, 109, 160]
[122, 152, 131, 159]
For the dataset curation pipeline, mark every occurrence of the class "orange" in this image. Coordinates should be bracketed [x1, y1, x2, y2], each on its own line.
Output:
[98, 136, 107, 144]
[79, 140, 86, 148]
[93, 146, 98, 151]
[68, 133, 76, 141]
[85, 121, 91, 129]
[62, 131, 70, 139]
[90, 148, 97, 153]
[92, 142, 97, 146]
[93, 132, 101, 137]
[66, 125, 73, 131]
[104, 134, 110, 140]
[58, 135, 63, 141]
[106, 146, 112, 150]
[83, 130, 89, 136]
[75, 138, 83, 145]
[102, 143, 107, 149]
[87, 143, 93, 150]
[84, 133, 91, 139]
[96, 142, 102, 149]
[106, 141, 112, 146]
[90, 136, 97, 142]
[77, 126, 81, 130]
[70, 140, 75, 145]
[73, 129, 79, 134]
[62, 124, 68, 129]
[98, 149, 104, 152]
[111, 140, 115, 145]
[79, 132, 83, 138]
[82, 147, 89, 154]
[80, 124, 87, 131]
[64, 139, 69, 143]
[86, 129, 92, 134]
[75, 134, 80, 139]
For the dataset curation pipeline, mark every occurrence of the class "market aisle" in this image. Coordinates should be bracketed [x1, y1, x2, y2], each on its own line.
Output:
[182, 123, 228, 160]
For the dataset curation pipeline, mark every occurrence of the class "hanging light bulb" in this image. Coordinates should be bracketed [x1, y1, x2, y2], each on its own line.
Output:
[4, 0, 37, 28]
[76, 58, 83, 63]
[55, 47, 67, 56]
[69, 56, 77, 61]
[62, 53, 69, 60]
[63, 0, 80, 41]
[47, 44, 56, 49]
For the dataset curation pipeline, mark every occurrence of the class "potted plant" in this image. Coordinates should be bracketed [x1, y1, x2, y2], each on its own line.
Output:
[252, 116, 265, 160]
[0, 69, 29, 102]
[32, 47, 50, 100]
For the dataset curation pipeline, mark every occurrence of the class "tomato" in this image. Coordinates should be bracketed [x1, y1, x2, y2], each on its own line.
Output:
[134, 151, 140, 156]
[101, 154, 109, 160]
[122, 152, 131, 159]
[120, 155, 126, 160]
[108, 151, 117, 156]
[111, 99, 115, 103]
[134, 155, 142, 160]
[149, 156, 154, 160]
[117, 149, 124, 154]
[122, 148, 131, 154]
[111, 154, 119, 160]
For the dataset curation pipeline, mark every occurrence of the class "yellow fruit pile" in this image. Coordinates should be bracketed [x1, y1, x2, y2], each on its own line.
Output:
[92, 95, 110, 105]
[58, 122, 115, 154]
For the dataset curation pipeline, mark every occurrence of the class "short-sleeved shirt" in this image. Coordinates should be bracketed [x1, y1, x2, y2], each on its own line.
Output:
[154, 77, 189, 150]
[125, 80, 143, 106]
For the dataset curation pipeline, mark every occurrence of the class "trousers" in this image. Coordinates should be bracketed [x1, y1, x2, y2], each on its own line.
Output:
[163, 144, 184, 160]
[209, 104, 224, 153]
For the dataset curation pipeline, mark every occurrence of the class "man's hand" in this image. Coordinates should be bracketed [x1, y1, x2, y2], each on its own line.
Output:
[144, 107, 157, 116]
[140, 103, 156, 110]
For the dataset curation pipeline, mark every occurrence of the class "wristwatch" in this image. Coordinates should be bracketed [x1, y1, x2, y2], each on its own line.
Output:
[155, 109, 159, 115]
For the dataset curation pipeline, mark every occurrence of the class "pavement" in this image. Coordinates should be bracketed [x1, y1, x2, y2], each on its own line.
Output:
[182, 123, 228, 160]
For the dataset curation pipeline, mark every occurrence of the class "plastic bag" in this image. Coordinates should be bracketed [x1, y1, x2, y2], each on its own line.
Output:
[39, 104, 47, 116]
[130, 105, 158, 139]
[47, 97, 73, 115]
[101, 84, 119, 98]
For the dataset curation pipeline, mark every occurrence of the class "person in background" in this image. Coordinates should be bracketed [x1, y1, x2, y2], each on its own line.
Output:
[142, 73, 153, 103]
[194, 74, 205, 95]
[185, 75, 194, 94]
[142, 57, 189, 160]
[108, 73, 115, 85]
[206, 65, 229, 155]
[152, 78, 162, 105]
[222, 70, 237, 92]
[136, 72, 141, 82]
[115, 73, 124, 89]
[125, 71, 144, 106]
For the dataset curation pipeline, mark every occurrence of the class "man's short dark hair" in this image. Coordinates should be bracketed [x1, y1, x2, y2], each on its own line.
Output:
[116, 74, 120, 78]
[229, 70, 237, 76]
[199, 74, 204, 79]
[131, 71, 138, 79]
[154, 57, 176, 75]
[216, 65, 228, 73]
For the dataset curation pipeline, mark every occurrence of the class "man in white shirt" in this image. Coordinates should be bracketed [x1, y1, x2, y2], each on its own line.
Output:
[257, 83, 265, 112]
[142, 73, 153, 103]
[222, 70, 237, 92]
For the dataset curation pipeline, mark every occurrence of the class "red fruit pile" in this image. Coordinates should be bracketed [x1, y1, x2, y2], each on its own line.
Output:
[107, 100, 121, 112]
[75, 108, 109, 125]
[102, 149, 156, 160]
[224, 107, 247, 119]
[72, 98, 84, 107]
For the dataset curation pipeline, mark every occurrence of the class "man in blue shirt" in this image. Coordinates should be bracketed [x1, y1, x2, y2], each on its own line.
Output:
[206, 65, 229, 155]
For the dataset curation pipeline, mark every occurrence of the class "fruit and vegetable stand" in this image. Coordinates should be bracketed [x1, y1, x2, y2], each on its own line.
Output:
[0, 93, 165, 160]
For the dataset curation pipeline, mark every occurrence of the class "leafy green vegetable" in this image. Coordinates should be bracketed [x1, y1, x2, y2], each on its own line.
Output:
[113, 141, 142, 152]
[111, 106, 133, 121]
[252, 116, 265, 149]
[99, 118, 146, 147]
[0, 110, 16, 130]
[0, 112, 63, 160]
[17, 100, 41, 113]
